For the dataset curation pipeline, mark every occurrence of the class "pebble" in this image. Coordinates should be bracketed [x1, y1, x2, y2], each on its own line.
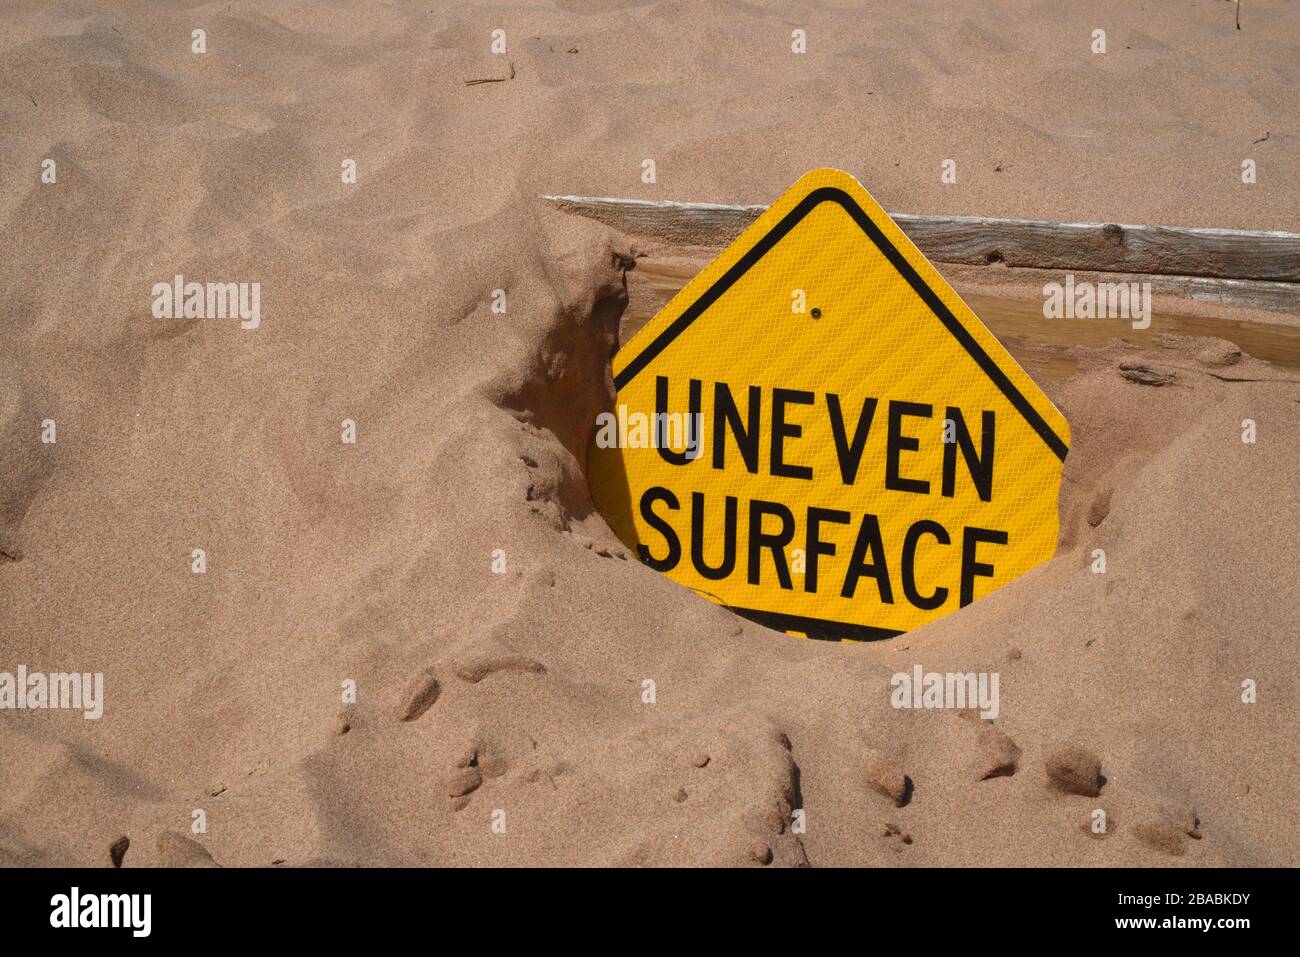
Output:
[109, 835, 130, 868]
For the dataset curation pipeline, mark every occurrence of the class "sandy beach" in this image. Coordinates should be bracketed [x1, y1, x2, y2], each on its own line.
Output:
[1, 0, 1297, 867]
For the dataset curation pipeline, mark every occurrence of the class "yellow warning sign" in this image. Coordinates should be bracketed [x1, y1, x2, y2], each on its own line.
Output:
[588, 168, 1069, 641]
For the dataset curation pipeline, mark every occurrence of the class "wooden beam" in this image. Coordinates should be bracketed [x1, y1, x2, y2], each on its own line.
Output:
[1151, 276, 1300, 316]
[630, 252, 1300, 319]
[542, 195, 1300, 286]
[544, 195, 766, 248]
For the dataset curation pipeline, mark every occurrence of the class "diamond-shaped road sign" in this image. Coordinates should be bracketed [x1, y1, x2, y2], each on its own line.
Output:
[589, 168, 1070, 641]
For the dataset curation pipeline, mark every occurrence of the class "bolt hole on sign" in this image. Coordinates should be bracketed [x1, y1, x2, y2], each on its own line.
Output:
[588, 169, 1070, 642]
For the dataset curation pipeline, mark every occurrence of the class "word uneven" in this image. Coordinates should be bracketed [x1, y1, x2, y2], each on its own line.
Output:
[1043, 273, 1151, 329]
[151, 274, 261, 329]
[50, 887, 151, 937]
[890, 664, 999, 719]
[0, 666, 103, 719]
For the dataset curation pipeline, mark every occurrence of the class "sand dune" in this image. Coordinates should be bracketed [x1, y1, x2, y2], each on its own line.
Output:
[1, 0, 1296, 867]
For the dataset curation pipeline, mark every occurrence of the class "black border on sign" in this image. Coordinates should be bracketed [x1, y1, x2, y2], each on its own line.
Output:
[613, 186, 1070, 461]
[613, 186, 1072, 642]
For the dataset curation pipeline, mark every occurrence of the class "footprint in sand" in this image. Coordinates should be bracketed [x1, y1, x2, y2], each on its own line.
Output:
[1045, 743, 1105, 797]
[334, 708, 354, 735]
[1086, 488, 1114, 527]
[1133, 807, 1202, 856]
[973, 725, 1021, 780]
[865, 749, 913, 807]
[1134, 819, 1189, 856]
[450, 636, 546, 684]
[758, 727, 810, 863]
[395, 668, 440, 721]
[447, 744, 510, 810]
[447, 767, 482, 799]
[881, 821, 915, 853]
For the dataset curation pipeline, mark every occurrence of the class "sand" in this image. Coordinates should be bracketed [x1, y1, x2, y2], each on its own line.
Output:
[0, 0, 1297, 867]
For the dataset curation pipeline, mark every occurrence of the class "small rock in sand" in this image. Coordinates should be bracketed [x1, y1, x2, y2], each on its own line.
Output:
[109, 835, 130, 868]
[690, 752, 710, 768]
[1045, 743, 1104, 796]
[749, 840, 773, 865]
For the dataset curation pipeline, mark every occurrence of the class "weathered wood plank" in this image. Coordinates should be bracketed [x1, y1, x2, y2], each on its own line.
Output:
[544, 195, 766, 247]
[1161, 276, 1300, 316]
[542, 194, 1300, 285]
[893, 214, 1300, 284]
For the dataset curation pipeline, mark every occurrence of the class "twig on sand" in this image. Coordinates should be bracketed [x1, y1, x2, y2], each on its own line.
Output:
[1253, 131, 1270, 145]
[1236, 0, 1242, 30]
[464, 61, 516, 86]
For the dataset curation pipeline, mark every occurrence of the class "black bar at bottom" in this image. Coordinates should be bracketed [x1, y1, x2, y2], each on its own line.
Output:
[0, 866, 1287, 943]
